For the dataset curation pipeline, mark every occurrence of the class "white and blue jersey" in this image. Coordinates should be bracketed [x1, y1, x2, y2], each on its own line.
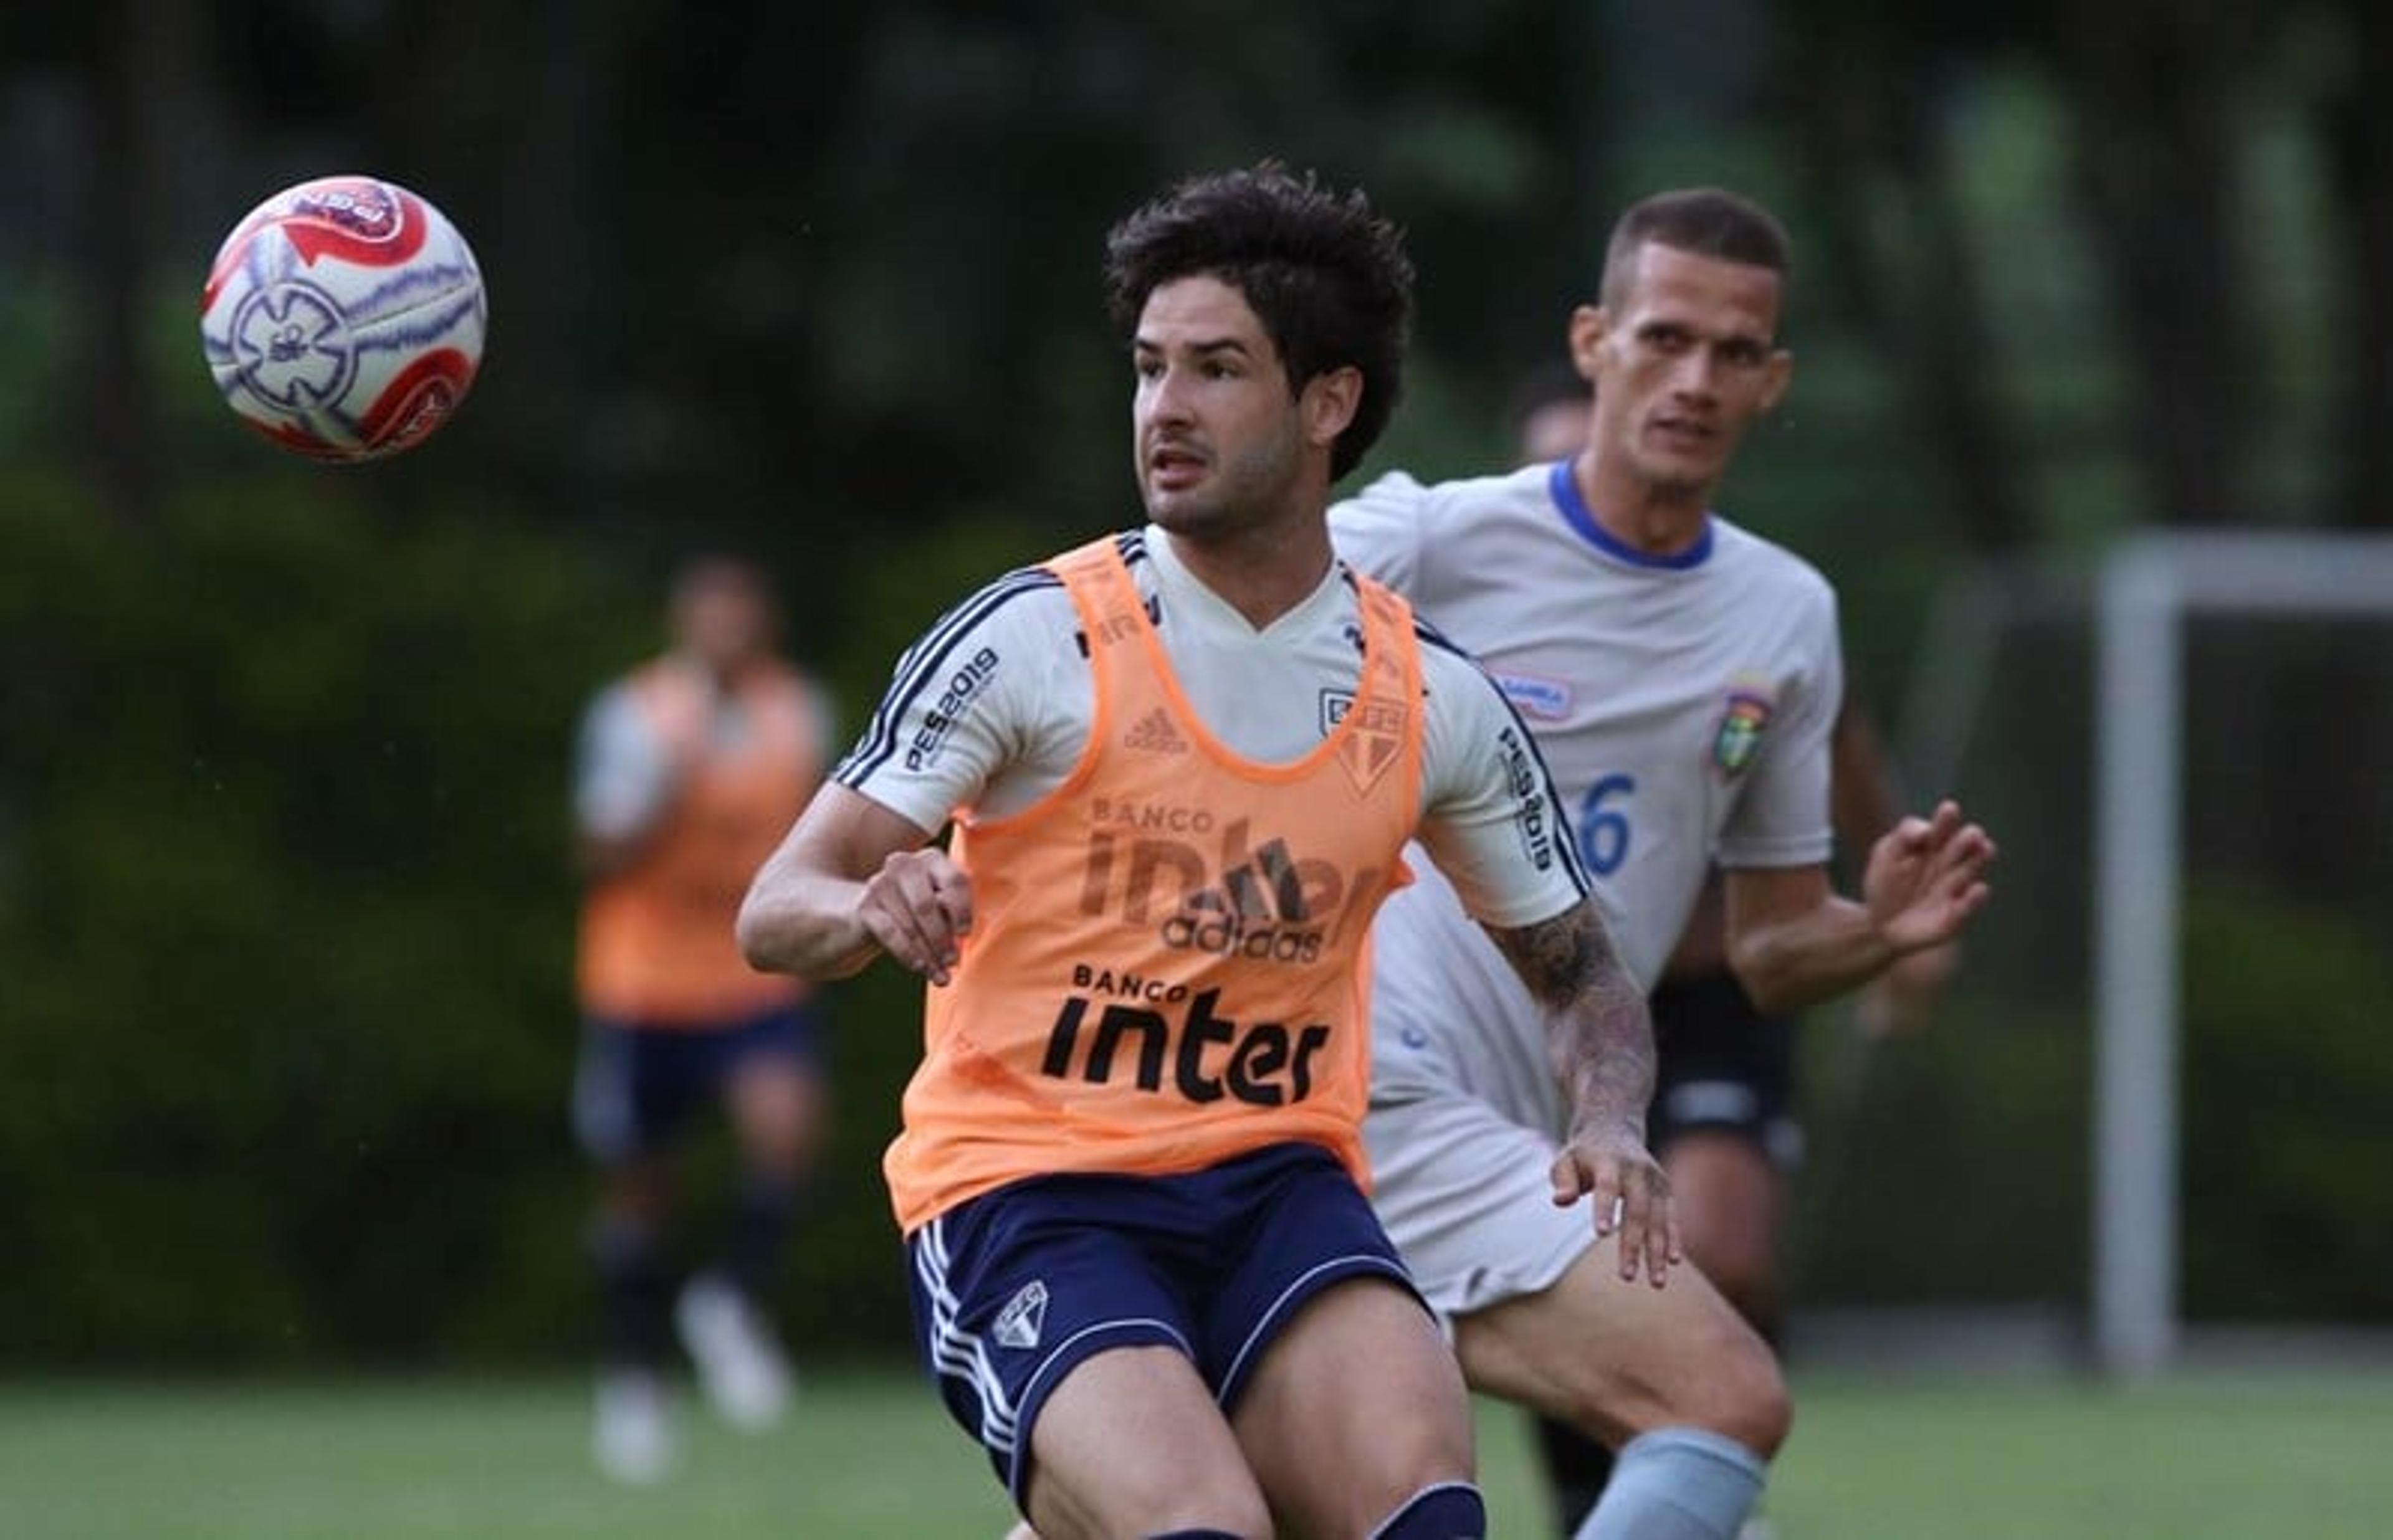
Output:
[1330, 460, 1840, 1136]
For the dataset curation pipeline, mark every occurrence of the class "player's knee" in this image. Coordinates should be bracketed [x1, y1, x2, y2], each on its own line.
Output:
[1710, 1334, 1792, 1457]
[1372, 1481, 1487, 1539]
[1576, 1305, 1790, 1459]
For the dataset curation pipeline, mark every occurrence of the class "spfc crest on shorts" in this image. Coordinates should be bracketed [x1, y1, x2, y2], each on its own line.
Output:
[993, 1278, 1048, 1349]
[1712, 689, 1774, 775]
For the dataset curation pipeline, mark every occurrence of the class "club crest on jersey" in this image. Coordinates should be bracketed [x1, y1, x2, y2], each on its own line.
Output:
[1712, 689, 1773, 775]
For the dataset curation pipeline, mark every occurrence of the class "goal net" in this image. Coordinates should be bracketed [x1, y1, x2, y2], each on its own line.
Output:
[1787, 530, 2393, 1377]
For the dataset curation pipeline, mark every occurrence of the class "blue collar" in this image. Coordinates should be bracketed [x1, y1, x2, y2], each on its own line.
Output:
[1546, 458, 1713, 570]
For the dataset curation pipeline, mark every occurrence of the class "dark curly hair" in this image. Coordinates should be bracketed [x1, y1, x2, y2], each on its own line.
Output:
[1102, 162, 1414, 482]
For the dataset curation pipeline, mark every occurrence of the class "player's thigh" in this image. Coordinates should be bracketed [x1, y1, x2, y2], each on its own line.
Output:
[720, 1007, 829, 1174]
[1026, 1344, 1269, 1540]
[1231, 1275, 1474, 1539]
[1665, 1131, 1782, 1288]
[1453, 1237, 1788, 1454]
[723, 1051, 826, 1175]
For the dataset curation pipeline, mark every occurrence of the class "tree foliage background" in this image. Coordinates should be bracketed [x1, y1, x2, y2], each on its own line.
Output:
[2, 0, 2387, 1367]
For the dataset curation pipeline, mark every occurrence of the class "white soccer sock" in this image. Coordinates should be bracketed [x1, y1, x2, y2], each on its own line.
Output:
[1572, 1427, 1765, 1540]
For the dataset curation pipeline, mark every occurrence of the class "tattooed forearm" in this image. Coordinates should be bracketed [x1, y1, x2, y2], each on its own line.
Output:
[1489, 900, 1656, 1134]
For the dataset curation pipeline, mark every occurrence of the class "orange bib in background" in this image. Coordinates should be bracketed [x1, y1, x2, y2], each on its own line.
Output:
[577, 662, 822, 1026]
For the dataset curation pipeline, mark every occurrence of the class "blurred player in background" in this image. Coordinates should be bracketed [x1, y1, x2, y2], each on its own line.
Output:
[571, 555, 838, 1483]
[1331, 186, 1995, 1539]
[737, 162, 1674, 1540]
[1494, 312, 1960, 1536]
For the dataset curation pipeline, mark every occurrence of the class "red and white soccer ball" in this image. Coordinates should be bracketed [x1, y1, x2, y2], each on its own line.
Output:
[200, 175, 487, 461]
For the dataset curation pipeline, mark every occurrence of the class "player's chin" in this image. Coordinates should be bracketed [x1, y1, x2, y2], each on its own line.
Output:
[1144, 491, 1219, 532]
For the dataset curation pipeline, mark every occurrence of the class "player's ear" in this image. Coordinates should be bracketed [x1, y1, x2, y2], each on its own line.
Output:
[1757, 347, 1794, 415]
[1301, 364, 1363, 449]
[1567, 304, 1608, 380]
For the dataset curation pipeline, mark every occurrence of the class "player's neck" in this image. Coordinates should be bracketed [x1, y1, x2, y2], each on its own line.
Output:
[1158, 520, 1337, 632]
[1575, 455, 1712, 557]
[671, 650, 762, 693]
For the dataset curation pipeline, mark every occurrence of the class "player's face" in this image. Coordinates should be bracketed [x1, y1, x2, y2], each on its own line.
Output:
[1130, 276, 1314, 539]
[1580, 242, 1791, 500]
[676, 578, 773, 673]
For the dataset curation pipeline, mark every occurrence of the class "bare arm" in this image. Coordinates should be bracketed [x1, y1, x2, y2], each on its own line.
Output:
[736, 783, 972, 985]
[1724, 799, 1996, 1015]
[1827, 702, 1965, 1034]
[1486, 898, 1680, 1286]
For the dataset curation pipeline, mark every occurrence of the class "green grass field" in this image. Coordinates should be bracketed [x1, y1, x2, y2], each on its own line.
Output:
[4, 1365, 2391, 1538]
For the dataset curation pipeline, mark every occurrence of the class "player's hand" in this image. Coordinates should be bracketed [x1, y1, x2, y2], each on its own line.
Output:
[857, 847, 975, 985]
[1862, 799, 1996, 956]
[1550, 1126, 1681, 1288]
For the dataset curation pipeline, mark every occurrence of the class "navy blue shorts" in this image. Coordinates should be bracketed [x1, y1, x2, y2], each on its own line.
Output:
[904, 1141, 1419, 1508]
[1648, 968, 1802, 1168]
[572, 1001, 826, 1164]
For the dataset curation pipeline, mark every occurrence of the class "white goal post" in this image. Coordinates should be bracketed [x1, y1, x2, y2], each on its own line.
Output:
[2091, 530, 2393, 1377]
[1901, 529, 2393, 1378]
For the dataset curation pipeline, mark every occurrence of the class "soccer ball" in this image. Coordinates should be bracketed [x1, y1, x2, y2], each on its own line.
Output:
[200, 174, 487, 461]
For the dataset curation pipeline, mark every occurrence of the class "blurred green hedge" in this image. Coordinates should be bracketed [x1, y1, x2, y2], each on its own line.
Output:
[1789, 880, 2393, 1328]
[0, 474, 948, 1369]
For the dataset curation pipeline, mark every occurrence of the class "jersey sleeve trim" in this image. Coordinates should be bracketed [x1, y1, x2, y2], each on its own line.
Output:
[834, 564, 1063, 788]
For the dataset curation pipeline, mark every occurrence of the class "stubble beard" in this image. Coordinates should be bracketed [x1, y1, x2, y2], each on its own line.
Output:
[1148, 423, 1305, 544]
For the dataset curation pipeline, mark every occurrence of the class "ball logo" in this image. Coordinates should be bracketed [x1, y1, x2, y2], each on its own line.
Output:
[275, 179, 426, 267]
[226, 280, 354, 410]
[361, 352, 472, 455]
[289, 179, 398, 235]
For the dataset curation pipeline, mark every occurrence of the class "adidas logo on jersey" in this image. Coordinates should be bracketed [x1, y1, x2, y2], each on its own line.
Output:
[1122, 706, 1188, 754]
[993, 1279, 1048, 1349]
[1160, 837, 1327, 963]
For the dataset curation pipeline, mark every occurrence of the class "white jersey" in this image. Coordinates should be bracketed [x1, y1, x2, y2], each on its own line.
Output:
[1331, 460, 1841, 1131]
[833, 525, 1588, 933]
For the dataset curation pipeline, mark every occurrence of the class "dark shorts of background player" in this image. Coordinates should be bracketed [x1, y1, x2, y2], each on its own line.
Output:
[904, 1139, 1421, 1511]
[1648, 967, 1803, 1169]
[571, 1000, 827, 1165]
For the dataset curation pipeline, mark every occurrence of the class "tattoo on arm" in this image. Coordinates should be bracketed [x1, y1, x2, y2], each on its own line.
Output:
[1490, 902, 1656, 1134]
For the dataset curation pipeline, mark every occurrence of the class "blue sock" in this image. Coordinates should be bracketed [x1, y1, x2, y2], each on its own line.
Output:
[722, 1172, 798, 1301]
[1373, 1481, 1488, 1538]
[1574, 1428, 1765, 1540]
[590, 1215, 671, 1367]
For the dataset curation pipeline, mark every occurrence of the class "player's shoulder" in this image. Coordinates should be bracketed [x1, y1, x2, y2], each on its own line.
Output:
[1706, 513, 1838, 607]
[907, 542, 1091, 647]
[1405, 607, 1515, 719]
[1344, 462, 1547, 525]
